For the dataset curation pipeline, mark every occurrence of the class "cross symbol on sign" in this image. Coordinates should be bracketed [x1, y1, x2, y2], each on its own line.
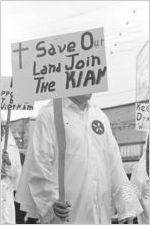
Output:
[12, 43, 29, 69]
[92, 120, 104, 135]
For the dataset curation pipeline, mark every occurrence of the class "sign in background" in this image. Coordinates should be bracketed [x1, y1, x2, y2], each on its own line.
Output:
[12, 28, 108, 103]
[1, 76, 33, 110]
[136, 102, 149, 131]
[136, 40, 149, 102]
[136, 40, 149, 132]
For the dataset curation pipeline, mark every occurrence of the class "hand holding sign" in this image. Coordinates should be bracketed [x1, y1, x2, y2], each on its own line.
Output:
[53, 201, 71, 222]
[2, 152, 11, 166]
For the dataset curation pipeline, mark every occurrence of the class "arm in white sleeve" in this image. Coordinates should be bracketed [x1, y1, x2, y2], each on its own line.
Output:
[106, 120, 143, 221]
[28, 109, 58, 223]
[5, 132, 22, 190]
[131, 153, 149, 224]
[5, 146, 21, 178]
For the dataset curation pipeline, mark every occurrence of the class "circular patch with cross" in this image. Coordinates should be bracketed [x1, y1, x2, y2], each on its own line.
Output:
[91, 120, 104, 135]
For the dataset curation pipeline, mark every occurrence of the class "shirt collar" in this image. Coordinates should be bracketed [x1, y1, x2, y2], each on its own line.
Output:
[62, 98, 74, 108]
[62, 97, 90, 111]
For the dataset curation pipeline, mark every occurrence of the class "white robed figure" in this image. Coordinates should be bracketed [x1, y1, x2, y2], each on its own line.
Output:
[15, 96, 143, 224]
[131, 132, 149, 224]
[1, 125, 22, 224]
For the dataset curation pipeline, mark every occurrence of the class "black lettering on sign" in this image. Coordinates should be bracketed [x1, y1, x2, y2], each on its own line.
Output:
[34, 77, 44, 93]
[67, 42, 76, 52]
[36, 41, 46, 57]
[48, 44, 56, 56]
[65, 54, 101, 71]
[86, 57, 90, 67]
[17, 104, 22, 110]
[33, 61, 61, 76]
[76, 60, 85, 69]
[1, 91, 13, 107]
[41, 65, 47, 75]
[8, 104, 12, 110]
[83, 70, 96, 87]
[58, 42, 76, 53]
[22, 104, 27, 110]
[33, 61, 40, 76]
[34, 77, 55, 93]
[141, 105, 148, 112]
[94, 40, 99, 47]
[136, 103, 149, 112]
[41, 81, 55, 92]
[146, 105, 149, 112]
[65, 53, 79, 70]
[58, 44, 66, 53]
[96, 67, 107, 84]
[136, 103, 141, 111]
[48, 63, 61, 73]
[137, 112, 142, 121]
[81, 32, 94, 50]
[91, 55, 101, 66]
[27, 105, 33, 110]
[1, 98, 6, 110]
[65, 67, 106, 90]
[48, 81, 55, 91]
[76, 71, 83, 87]
[65, 71, 76, 89]
[41, 81, 49, 92]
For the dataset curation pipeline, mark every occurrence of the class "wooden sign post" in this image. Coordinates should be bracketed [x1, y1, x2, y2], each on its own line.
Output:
[53, 98, 66, 223]
[53, 98, 66, 203]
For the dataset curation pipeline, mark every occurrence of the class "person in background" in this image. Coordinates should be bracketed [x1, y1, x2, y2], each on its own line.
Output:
[1, 122, 22, 224]
[131, 131, 149, 224]
[16, 95, 143, 224]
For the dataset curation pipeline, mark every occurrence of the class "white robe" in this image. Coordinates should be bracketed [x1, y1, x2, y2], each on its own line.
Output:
[1, 130, 22, 224]
[15, 98, 143, 223]
[131, 151, 149, 224]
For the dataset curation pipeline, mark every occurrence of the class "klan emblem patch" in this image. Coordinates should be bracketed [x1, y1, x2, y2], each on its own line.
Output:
[92, 120, 104, 135]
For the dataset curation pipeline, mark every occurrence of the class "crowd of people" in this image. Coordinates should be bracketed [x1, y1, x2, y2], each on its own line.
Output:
[1, 94, 149, 224]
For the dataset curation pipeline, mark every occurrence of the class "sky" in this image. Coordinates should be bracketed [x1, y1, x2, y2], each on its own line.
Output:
[1, 1, 149, 120]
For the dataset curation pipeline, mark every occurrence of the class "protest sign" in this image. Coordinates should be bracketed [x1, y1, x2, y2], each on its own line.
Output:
[12, 28, 108, 102]
[135, 102, 149, 131]
[11, 28, 108, 209]
[136, 40, 149, 102]
[1, 76, 34, 110]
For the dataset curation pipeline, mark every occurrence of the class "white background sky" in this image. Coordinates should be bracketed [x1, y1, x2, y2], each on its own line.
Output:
[1, 1, 149, 120]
